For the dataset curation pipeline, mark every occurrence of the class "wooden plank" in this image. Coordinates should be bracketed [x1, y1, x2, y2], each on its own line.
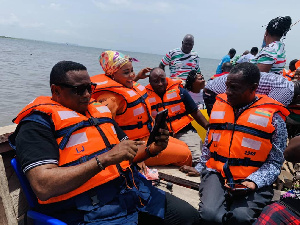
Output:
[0, 125, 16, 143]
[156, 182, 199, 209]
[155, 166, 200, 189]
[0, 154, 18, 225]
[0, 125, 16, 154]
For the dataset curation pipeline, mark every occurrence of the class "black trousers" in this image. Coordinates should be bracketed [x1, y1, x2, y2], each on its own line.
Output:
[138, 192, 200, 225]
[198, 170, 273, 225]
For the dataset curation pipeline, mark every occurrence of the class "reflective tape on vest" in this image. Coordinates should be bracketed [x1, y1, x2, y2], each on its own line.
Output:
[111, 125, 116, 134]
[96, 81, 108, 86]
[171, 105, 181, 113]
[137, 85, 145, 91]
[96, 106, 111, 113]
[211, 111, 225, 120]
[148, 97, 156, 104]
[247, 114, 269, 127]
[58, 111, 80, 120]
[241, 137, 262, 150]
[212, 133, 221, 142]
[133, 106, 145, 116]
[66, 132, 88, 148]
[166, 92, 177, 99]
[127, 90, 137, 97]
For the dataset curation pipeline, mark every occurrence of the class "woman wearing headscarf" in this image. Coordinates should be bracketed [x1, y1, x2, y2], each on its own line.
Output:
[251, 16, 292, 75]
[91, 50, 192, 167]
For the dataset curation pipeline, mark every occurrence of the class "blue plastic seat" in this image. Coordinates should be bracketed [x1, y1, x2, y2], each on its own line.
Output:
[11, 158, 67, 225]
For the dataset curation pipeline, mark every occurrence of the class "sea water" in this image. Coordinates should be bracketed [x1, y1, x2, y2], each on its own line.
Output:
[0, 37, 219, 126]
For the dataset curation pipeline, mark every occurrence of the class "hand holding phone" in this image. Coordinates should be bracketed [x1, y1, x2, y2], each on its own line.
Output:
[147, 109, 168, 147]
[226, 183, 250, 193]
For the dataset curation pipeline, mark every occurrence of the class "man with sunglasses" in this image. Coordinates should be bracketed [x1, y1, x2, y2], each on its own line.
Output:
[9, 61, 200, 224]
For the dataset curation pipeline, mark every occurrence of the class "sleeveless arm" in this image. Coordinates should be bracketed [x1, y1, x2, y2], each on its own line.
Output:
[93, 91, 127, 118]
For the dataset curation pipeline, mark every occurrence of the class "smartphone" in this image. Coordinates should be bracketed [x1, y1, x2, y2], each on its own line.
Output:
[227, 183, 250, 192]
[147, 109, 168, 146]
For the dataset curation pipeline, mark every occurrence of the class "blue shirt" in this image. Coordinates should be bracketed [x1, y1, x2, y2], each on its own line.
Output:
[216, 55, 230, 74]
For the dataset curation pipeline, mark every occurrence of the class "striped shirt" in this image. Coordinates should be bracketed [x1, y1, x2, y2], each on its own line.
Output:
[161, 48, 201, 80]
[251, 41, 286, 75]
[205, 72, 294, 106]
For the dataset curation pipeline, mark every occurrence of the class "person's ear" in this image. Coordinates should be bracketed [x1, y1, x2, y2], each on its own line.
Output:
[51, 84, 60, 96]
[251, 83, 258, 92]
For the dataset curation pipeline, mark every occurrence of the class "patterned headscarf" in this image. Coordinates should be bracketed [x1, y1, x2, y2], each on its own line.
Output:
[99, 50, 138, 76]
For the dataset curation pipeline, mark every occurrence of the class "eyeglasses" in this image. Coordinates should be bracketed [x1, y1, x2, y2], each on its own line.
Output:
[56, 82, 97, 95]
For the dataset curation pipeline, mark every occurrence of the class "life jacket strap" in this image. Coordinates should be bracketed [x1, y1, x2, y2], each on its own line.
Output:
[151, 99, 182, 110]
[209, 123, 273, 140]
[166, 112, 189, 122]
[211, 151, 264, 168]
[120, 119, 152, 131]
[127, 93, 148, 108]
[57, 117, 115, 150]
[61, 144, 116, 167]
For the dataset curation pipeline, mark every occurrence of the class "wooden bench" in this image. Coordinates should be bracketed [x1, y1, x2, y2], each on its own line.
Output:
[150, 166, 200, 208]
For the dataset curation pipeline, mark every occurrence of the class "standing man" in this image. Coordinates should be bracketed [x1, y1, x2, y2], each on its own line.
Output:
[197, 63, 289, 224]
[159, 34, 201, 81]
[216, 48, 236, 74]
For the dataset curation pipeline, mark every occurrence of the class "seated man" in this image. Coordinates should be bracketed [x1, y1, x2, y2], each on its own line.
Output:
[9, 61, 200, 225]
[146, 67, 209, 164]
[209, 62, 232, 81]
[195, 63, 289, 224]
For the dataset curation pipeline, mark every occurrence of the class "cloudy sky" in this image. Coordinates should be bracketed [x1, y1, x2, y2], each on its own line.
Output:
[0, 0, 299, 62]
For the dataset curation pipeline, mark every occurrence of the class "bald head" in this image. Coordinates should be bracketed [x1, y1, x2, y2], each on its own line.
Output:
[149, 67, 167, 96]
[182, 34, 194, 54]
[222, 62, 233, 72]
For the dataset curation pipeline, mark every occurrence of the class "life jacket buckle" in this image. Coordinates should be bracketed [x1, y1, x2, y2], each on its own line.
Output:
[225, 123, 234, 130]
[228, 158, 242, 166]
[211, 151, 217, 160]
[79, 155, 89, 164]
[88, 117, 100, 126]
[243, 157, 250, 167]
[137, 121, 143, 129]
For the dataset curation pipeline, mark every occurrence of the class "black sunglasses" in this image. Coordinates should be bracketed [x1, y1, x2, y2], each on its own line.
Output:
[56, 82, 97, 95]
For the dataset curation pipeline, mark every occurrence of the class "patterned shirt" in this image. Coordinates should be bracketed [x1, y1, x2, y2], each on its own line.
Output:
[251, 41, 286, 75]
[161, 48, 201, 80]
[195, 100, 287, 189]
[205, 72, 294, 106]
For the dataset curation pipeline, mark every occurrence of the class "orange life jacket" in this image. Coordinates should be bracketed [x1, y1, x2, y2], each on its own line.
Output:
[91, 74, 153, 140]
[206, 93, 289, 181]
[145, 78, 192, 134]
[13, 96, 129, 204]
[282, 69, 295, 81]
[288, 104, 300, 116]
